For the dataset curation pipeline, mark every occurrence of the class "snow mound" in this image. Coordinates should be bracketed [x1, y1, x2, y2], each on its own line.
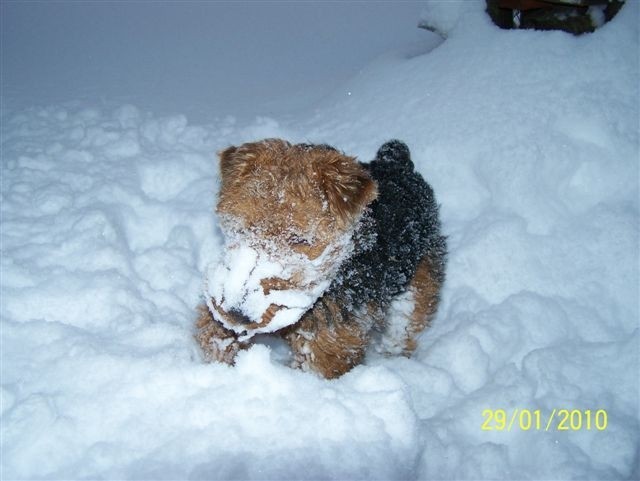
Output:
[2, 1, 638, 479]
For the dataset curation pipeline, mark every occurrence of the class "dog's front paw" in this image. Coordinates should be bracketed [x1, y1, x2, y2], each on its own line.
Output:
[205, 334, 245, 365]
[287, 330, 316, 372]
[195, 303, 248, 365]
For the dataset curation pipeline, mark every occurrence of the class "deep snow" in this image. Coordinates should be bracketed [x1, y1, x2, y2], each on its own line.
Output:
[1, 1, 639, 480]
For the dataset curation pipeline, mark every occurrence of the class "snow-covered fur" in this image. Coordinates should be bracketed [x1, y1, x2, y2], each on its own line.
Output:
[197, 139, 446, 378]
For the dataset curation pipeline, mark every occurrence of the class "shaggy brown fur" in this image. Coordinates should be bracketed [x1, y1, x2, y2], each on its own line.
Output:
[283, 297, 370, 379]
[401, 256, 443, 355]
[217, 139, 377, 254]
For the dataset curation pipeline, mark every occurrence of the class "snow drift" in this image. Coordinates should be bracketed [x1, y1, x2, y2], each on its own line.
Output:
[1, 1, 638, 479]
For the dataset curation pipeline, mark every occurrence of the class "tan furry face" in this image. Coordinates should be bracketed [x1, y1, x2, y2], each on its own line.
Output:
[205, 139, 377, 339]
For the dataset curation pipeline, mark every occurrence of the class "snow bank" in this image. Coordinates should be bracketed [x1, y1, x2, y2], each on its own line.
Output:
[2, 1, 638, 479]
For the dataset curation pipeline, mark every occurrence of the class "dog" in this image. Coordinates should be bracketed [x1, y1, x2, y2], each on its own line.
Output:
[196, 139, 446, 378]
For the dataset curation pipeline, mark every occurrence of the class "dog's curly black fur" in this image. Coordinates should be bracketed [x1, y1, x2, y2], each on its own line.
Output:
[328, 140, 447, 315]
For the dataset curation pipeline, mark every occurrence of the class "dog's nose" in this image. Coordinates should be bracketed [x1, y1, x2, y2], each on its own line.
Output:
[228, 308, 252, 325]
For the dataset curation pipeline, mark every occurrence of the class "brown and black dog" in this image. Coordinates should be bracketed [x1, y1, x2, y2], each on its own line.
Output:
[197, 139, 446, 378]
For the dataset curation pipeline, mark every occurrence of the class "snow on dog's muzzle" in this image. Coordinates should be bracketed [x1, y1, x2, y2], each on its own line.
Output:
[204, 232, 353, 340]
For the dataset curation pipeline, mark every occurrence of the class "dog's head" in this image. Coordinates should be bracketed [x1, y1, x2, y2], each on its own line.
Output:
[205, 139, 377, 339]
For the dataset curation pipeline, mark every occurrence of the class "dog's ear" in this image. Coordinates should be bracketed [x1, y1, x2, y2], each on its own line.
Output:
[318, 153, 378, 227]
[218, 145, 246, 185]
[218, 139, 289, 186]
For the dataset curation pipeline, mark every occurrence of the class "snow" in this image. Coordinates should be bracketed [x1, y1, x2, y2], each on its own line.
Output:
[1, 2, 430, 123]
[1, 1, 639, 480]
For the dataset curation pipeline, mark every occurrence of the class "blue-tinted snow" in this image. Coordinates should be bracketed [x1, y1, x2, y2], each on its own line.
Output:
[1, 1, 638, 479]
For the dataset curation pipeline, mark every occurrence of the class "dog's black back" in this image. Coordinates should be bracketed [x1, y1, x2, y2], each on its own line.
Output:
[330, 140, 447, 313]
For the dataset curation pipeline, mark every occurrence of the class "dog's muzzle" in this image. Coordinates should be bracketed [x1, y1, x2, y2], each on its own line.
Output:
[204, 236, 351, 340]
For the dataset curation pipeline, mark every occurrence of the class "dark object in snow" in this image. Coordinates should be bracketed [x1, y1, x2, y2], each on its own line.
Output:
[485, 0, 625, 35]
[197, 138, 447, 378]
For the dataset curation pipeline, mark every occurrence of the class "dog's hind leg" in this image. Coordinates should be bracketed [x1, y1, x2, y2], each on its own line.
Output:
[378, 255, 443, 356]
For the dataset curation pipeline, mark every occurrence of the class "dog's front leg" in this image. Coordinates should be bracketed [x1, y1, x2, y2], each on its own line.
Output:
[195, 303, 250, 365]
[283, 298, 369, 379]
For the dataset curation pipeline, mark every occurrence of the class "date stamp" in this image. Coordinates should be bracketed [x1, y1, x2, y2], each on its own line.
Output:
[481, 409, 608, 431]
